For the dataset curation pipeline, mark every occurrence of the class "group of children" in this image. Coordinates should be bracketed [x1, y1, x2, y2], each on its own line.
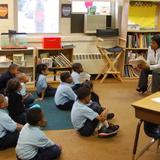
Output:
[0, 62, 119, 160]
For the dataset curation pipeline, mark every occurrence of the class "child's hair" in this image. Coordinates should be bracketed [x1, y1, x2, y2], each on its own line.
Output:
[17, 73, 26, 82]
[83, 80, 93, 90]
[72, 63, 82, 72]
[60, 72, 71, 82]
[9, 64, 18, 71]
[0, 94, 5, 104]
[76, 87, 91, 100]
[35, 63, 48, 83]
[27, 107, 43, 126]
[151, 35, 160, 48]
[6, 78, 21, 93]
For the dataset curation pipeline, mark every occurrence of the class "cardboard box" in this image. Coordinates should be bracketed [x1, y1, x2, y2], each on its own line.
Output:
[43, 37, 61, 49]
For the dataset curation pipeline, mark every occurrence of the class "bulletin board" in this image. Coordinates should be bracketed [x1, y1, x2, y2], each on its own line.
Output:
[128, 6, 156, 28]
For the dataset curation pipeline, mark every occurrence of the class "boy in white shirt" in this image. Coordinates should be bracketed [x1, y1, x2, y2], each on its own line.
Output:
[0, 94, 23, 150]
[16, 107, 62, 160]
[55, 72, 77, 110]
[71, 63, 90, 90]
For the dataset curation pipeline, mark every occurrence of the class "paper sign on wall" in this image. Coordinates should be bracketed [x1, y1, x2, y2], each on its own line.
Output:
[0, 4, 8, 19]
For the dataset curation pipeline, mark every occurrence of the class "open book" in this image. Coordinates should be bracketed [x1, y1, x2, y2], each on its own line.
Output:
[129, 56, 147, 68]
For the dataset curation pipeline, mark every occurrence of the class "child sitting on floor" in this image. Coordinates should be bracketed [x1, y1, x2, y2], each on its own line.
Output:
[16, 107, 62, 160]
[71, 63, 90, 90]
[55, 72, 77, 110]
[0, 94, 23, 150]
[83, 80, 114, 120]
[36, 63, 56, 101]
[6, 78, 28, 125]
[17, 73, 35, 108]
[71, 87, 119, 137]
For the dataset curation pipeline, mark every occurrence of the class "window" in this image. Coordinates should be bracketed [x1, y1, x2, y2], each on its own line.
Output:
[72, 0, 111, 15]
[17, 0, 59, 33]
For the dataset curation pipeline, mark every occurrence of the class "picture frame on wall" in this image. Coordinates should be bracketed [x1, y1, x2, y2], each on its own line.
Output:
[0, 4, 8, 19]
[61, 4, 72, 18]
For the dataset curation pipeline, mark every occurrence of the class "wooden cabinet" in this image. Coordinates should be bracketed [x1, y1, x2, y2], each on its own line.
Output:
[0, 48, 36, 81]
[36, 48, 73, 80]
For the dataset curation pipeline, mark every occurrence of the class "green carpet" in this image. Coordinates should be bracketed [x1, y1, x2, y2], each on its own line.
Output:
[35, 97, 73, 130]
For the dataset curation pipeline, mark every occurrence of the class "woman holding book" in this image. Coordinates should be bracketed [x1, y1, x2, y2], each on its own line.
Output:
[137, 35, 160, 93]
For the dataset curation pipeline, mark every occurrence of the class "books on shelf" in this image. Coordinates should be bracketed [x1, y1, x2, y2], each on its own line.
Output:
[127, 33, 157, 48]
[124, 65, 140, 78]
[41, 53, 72, 68]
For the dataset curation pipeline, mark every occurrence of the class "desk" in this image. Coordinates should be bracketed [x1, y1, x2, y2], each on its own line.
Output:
[132, 92, 160, 160]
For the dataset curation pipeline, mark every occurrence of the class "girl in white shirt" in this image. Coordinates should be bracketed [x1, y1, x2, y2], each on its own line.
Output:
[137, 35, 160, 93]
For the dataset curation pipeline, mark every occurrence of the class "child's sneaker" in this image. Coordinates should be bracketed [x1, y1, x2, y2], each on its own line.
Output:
[108, 123, 119, 131]
[107, 113, 115, 120]
[98, 125, 119, 137]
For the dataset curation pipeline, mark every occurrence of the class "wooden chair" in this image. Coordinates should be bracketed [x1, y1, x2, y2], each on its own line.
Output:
[95, 38, 125, 83]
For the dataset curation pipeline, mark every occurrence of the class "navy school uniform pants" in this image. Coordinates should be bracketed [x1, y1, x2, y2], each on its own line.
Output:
[138, 68, 152, 90]
[56, 100, 74, 111]
[0, 131, 19, 150]
[17, 145, 61, 160]
[78, 102, 103, 137]
[37, 86, 56, 98]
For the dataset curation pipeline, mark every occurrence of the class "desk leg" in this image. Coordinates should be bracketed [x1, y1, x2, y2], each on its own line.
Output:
[132, 120, 143, 160]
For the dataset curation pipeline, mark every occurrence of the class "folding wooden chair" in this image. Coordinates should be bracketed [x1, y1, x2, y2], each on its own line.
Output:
[95, 38, 124, 83]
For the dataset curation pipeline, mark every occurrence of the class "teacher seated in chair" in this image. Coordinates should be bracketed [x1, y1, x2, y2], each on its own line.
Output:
[137, 35, 160, 93]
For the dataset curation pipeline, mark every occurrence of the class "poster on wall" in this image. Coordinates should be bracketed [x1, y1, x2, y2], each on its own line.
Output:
[61, 4, 72, 18]
[0, 4, 8, 19]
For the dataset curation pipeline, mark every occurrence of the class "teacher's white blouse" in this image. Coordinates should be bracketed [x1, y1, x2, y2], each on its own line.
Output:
[147, 47, 160, 70]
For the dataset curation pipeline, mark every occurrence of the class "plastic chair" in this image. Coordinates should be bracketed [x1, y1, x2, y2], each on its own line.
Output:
[135, 121, 160, 160]
[95, 38, 124, 83]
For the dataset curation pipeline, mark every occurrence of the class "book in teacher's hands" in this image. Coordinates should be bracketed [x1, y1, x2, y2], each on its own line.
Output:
[129, 56, 147, 68]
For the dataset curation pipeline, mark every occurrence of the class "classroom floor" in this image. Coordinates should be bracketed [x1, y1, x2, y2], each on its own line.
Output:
[0, 80, 160, 160]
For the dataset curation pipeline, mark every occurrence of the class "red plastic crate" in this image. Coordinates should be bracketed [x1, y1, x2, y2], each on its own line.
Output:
[42, 37, 61, 49]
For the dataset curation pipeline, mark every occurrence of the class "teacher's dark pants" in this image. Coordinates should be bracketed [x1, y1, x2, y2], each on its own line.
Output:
[138, 68, 152, 90]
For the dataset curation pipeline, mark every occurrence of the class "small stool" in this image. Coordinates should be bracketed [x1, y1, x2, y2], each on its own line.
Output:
[95, 44, 124, 83]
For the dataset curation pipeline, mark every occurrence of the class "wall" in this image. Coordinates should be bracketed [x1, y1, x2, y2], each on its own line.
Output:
[0, 0, 123, 74]
[0, 0, 14, 33]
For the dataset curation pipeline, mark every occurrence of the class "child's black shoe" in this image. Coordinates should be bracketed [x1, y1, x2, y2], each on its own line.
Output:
[98, 125, 119, 137]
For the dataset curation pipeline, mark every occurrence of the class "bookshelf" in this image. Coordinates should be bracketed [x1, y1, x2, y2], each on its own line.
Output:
[36, 48, 73, 81]
[123, 0, 160, 78]
[0, 47, 36, 82]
